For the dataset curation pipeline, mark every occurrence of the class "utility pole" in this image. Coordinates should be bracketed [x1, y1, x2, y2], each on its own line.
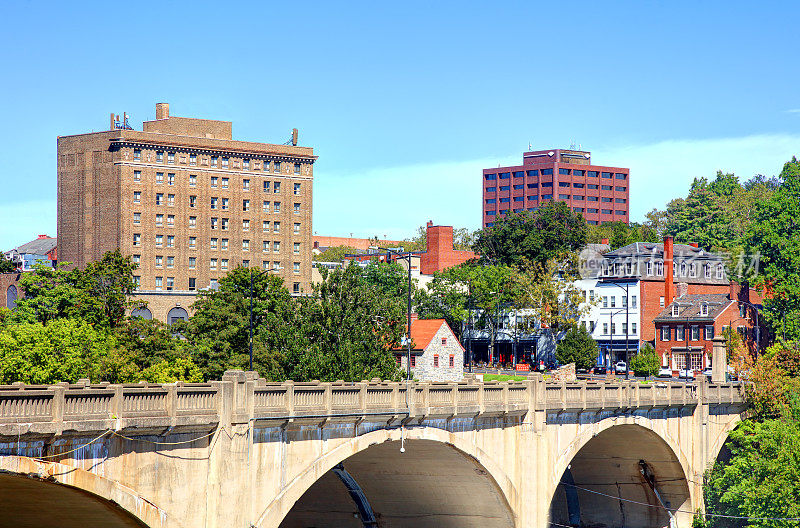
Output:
[249, 268, 254, 370]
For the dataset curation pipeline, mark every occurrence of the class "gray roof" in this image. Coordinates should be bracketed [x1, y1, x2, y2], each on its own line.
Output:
[653, 294, 733, 323]
[11, 237, 57, 255]
[605, 242, 713, 259]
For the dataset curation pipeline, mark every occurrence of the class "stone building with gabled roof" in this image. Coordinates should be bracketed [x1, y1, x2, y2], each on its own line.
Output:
[394, 318, 464, 382]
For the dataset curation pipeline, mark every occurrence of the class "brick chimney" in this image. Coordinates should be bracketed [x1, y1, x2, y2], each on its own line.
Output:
[664, 236, 675, 304]
[688, 242, 699, 248]
[601, 238, 609, 245]
[155, 102, 169, 120]
[676, 282, 688, 298]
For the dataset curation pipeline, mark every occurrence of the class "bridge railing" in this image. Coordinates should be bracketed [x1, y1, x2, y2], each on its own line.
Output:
[0, 373, 746, 437]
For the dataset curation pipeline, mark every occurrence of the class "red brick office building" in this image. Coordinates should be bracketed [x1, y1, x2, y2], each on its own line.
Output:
[482, 149, 630, 228]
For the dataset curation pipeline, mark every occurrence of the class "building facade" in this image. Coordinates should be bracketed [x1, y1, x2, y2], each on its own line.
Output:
[57, 104, 316, 320]
[4, 235, 57, 271]
[395, 318, 465, 382]
[482, 149, 630, 228]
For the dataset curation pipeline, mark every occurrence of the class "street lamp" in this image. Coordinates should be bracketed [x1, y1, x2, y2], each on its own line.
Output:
[606, 281, 632, 379]
[383, 248, 414, 380]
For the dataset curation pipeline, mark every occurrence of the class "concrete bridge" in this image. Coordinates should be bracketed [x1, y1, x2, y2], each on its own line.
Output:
[0, 372, 745, 528]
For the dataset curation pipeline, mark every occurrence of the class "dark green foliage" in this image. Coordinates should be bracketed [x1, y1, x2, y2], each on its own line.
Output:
[555, 327, 597, 370]
[473, 202, 587, 267]
[0, 254, 14, 273]
[313, 246, 358, 263]
[629, 344, 660, 377]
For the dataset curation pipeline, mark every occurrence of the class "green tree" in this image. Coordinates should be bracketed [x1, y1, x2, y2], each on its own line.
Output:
[473, 202, 588, 267]
[629, 344, 660, 377]
[287, 264, 404, 382]
[360, 261, 412, 303]
[746, 158, 800, 341]
[140, 357, 203, 383]
[313, 246, 359, 263]
[555, 326, 597, 370]
[0, 254, 14, 273]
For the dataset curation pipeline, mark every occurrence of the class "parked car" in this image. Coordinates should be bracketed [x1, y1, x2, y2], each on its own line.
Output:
[657, 366, 673, 378]
[614, 361, 627, 375]
[593, 366, 608, 375]
[678, 368, 695, 380]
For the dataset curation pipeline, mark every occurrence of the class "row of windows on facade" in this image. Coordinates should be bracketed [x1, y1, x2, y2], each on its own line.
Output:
[133, 216, 302, 234]
[583, 290, 639, 309]
[133, 191, 302, 214]
[602, 260, 725, 280]
[486, 195, 627, 203]
[484, 170, 628, 180]
[582, 320, 638, 335]
[487, 208, 626, 216]
[486, 183, 627, 192]
[132, 149, 304, 175]
[137, 256, 302, 273]
[660, 324, 718, 341]
[485, 219, 619, 227]
[132, 235, 302, 253]
[134, 275, 302, 294]
[133, 170, 303, 195]
[400, 354, 457, 368]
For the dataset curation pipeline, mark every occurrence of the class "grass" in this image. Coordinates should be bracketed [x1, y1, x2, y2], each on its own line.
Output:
[482, 374, 528, 382]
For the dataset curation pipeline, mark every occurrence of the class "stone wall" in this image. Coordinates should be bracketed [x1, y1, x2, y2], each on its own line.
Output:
[411, 324, 464, 382]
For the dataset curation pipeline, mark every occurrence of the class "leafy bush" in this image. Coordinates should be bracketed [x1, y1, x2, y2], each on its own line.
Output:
[629, 344, 660, 377]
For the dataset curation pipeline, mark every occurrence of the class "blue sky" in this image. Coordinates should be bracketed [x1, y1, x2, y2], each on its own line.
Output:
[2, 1, 799, 249]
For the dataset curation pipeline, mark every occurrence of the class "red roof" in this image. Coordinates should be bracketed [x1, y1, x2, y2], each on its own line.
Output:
[393, 319, 463, 351]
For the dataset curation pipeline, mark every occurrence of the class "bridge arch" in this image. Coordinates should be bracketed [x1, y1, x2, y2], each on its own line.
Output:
[549, 418, 694, 528]
[0, 455, 166, 528]
[259, 425, 518, 528]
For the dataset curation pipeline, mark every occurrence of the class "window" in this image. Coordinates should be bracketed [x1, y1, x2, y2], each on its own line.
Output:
[211, 217, 218, 229]
[705, 325, 714, 340]
[221, 157, 229, 168]
[190, 195, 197, 208]
[558, 168, 570, 175]
[610, 296, 616, 308]
[449, 355, 455, 368]
[602, 296, 608, 308]
[156, 172, 164, 184]
[500, 186, 511, 191]
[189, 174, 197, 186]
[155, 255, 163, 268]
[559, 194, 570, 200]
[167, 152, 175, 164]
[294, 183, 301, 195]
[274, 161, 281, 173]
[263, 200, 270, 213]
[189, 277, 196, 291]
[210, 197, 218, 210]
[210, 258, 217, 270]
[263, 241, 270, 252]
[294, 163, 301, 174]
[486, 187, 496, 192]
[433, 355, 439, 367]
[156, 151, 164, 163]
[622, 295, 628, 308]
[680, 262, 687, 277]
[716, 263, 724, 279]
[700, 303, 709, 316]
[263, 220, 270, 232]
[622, 323, 627, 335]
[677, 326, 685, 341]
[661, 326, 670, 341]
[632, 323, 637, 334]
[189, 216, 197, 228]
[484, 173, 497, 180]
[274, 221, 281, 233]
[132, 254, 140, 265]
[672, 305, 680, 316]
[611, 323, 616, 335]
[155, 276, 163, 290]
[189, 237, 197, 249]
[221, 177, 229, 189]
[243, 239, 250, 251]
[646, 261, 653, 276]
[155, 213, 164, 226]
[410, 355, 416, 367]
[273, 241, 280, 253]
[272, 261, 280, 271]
[499, 172, 510, 179]
[631, 295, 637, 308]
[273, 182, 281, 193]
[133, 212, 141, 224]
[293, 242, 300, 254]
[601, 196, 612, 201]
[657, 262, 664, 276]
[190, 154, 197, 166]
[293, 203, 301, 214]
[242, 260, 249, 268]
[166, 256, 174, 269]
[133, 191, 141, 204]
[243, 179, 250, 190]
[211, 156, 218, 167]
[603, 322, 609, 334]
[210, 238, 218, 250]
[704, 264, 711, 278]
[691, 326, 700, 341]
[133, 276, 140, 288]
[293, 261, 300, 273]
[166, 235, 174, 247]
[615, 198, 626, 204]
[221, 259, 228, 271]
[243, 219, 250, 231]
[210, 279, 218, 289]
[263, 161, 270, 172]
[221, 218, 229, 230]
[133, 149, 141, 161]
[243, 159, 250, 170]
[616, 186, 626, 192]
[133, 170, 141, 182]
[243, 199, 250, 212]
[615, 173, 627, 180]
[263, 181, 271, 192]
[660, 296, 665, 307]
[293, 282, 300, 294]
[167, 173, 175, 185]
[167, 194, 175, 207]
[221, 239, 228, 251]
[294, 222, 300, 234]
[188, 257, 196, 269]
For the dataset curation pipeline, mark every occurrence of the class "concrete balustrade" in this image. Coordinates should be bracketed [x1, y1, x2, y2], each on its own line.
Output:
[0, 371, 744, 440]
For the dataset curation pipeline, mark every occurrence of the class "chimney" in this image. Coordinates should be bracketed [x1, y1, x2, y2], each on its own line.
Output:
[410, 313, 419, 323]
[155, 103, 169, 120]
[37, 234, 50, 239]
[689, 242, 699, 248]
[601, 238, 609, 245]
[676, 282, 689, 298]
[427, 220, 433, 228]
[664, 236, 675, 304]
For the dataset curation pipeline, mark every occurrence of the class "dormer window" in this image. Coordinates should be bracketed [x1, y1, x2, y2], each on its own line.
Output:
[680, 261, 687, 277]
[700, 303, 709, 316]
[671, 305, 680, 317]
[716, 263, 724, 279]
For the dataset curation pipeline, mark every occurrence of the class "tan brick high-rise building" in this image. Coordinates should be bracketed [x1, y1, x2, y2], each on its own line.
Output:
[57, 103, 316, 321]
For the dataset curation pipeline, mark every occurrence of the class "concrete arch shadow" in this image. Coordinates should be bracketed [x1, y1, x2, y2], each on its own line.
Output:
[549, 421, 693, 528]
[0, 455, 166, 528]
[258, 426, 518, 528]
